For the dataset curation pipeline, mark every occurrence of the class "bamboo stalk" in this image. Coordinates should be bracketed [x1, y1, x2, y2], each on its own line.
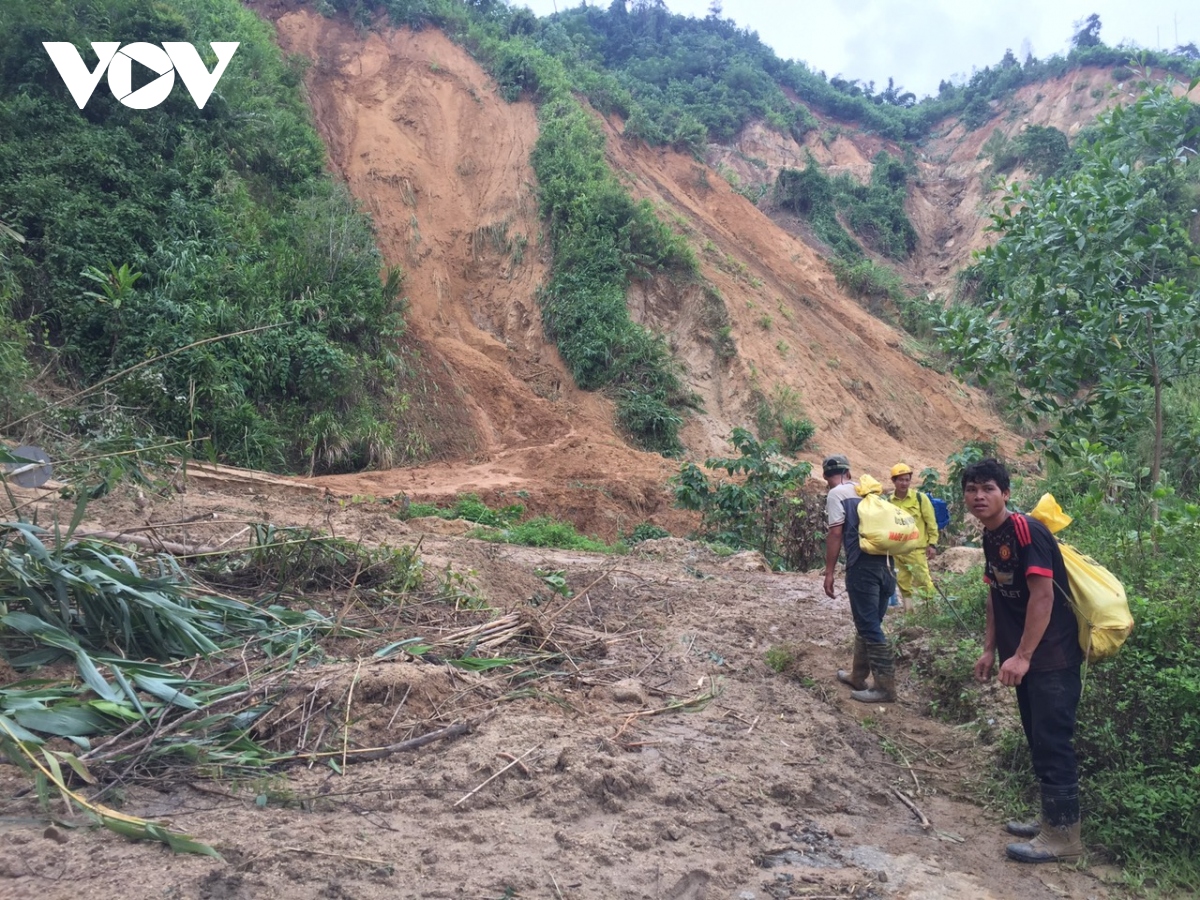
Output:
[342, 660, 363, 772]
[453, 745, 540, 807]
[277, 718, 477, 767]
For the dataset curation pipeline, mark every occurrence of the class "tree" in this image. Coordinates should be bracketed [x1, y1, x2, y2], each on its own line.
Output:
[937, 81, 1200, 487]
[1071, 13, 1102, 50]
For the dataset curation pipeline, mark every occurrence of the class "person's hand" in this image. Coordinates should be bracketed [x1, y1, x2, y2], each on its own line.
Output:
[973, 650, 995, 682]
[823, 571, 836, 598]
[925, 545, 937, 560]
[998, 654, 1031, 687]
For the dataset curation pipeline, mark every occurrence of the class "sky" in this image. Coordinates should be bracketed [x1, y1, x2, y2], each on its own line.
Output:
[513, 0, 1200, 99]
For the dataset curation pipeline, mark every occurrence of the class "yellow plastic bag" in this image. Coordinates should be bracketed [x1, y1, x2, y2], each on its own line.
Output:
[1029, 493, 1134, 663]
[856, 475, 921, 556]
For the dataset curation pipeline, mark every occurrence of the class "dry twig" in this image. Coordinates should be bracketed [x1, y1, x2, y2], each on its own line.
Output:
[454, 745, 540, 807]
[892, 786, 932, 830]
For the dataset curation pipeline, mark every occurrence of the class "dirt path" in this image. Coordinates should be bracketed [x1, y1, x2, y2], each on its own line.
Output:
[0, 478, 1118, 900]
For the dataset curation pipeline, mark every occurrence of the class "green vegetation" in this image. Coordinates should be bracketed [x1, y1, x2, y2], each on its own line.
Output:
[532, 97, 698, 453]
[776, 151, 916, 260]
[399, 491, 620, 551]
[626, 522, 671, 543]
[674, 427, 819, 569]
[764, 644, 797, 674]
[922, 84, 1200, 883]
[0, 0, 408, 473]
[754, 384, 815, 454]
[512, 5, 1197, 147]
[472, 517, 618, 553]
[308, 0, 700, 454]
[401, 493, 526, 528]
[939, 81, 1200, 485]
[980, 124, 1073, 178]
[912, 443, 1200, 887]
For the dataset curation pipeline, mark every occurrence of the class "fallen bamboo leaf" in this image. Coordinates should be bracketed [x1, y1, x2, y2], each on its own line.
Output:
[0, 717, 221, 858]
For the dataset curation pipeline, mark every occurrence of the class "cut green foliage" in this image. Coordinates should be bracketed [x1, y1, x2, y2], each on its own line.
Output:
[0, 720, 221, 857]
[0, 521, 261, 663]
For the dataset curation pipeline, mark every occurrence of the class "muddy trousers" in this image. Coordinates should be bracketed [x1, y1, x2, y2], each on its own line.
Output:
[844, 562, 895, 645]
[894, 549, 933, 603]
[1014, 665, 1082, 789]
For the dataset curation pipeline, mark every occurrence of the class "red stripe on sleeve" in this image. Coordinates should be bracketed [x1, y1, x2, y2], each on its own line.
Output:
[1013, 513, 1031, 547]
[1026, 566, 1053, 578]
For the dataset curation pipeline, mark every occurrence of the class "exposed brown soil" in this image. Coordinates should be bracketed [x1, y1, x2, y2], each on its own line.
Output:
[254, 0, 1024, 535]
[0, 478, 1122, 900]
[5, 9, 1185, 899]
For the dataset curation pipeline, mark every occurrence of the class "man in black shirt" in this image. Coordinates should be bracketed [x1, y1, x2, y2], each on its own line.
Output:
[965, 459, 1084, 863]
[823, 454, 898, 703]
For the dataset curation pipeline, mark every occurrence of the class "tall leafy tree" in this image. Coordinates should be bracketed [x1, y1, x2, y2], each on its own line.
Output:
[939, 80, 1200, 485]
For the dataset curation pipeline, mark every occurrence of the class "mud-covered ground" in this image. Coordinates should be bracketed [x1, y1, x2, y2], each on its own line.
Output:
[0, 472, 1118, 900]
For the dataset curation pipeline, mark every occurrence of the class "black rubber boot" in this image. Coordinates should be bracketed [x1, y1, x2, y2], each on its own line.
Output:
[850, 641, 896, 703]
[1005, 818, 1041, 838]
[1006, 783, 1083, 863]
[837, 636, 869, 690]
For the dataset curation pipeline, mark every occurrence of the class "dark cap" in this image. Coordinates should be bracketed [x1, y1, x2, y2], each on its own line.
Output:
[822, 454, 850, 477]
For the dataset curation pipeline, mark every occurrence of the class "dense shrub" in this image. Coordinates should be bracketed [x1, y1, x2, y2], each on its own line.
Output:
[0, 0, 407, 472]
[776, 152, 915, 261]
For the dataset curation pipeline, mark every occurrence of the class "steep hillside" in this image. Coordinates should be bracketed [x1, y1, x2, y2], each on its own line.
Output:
[251, 2, 1019, 523]
[714, 67, 1200, 300]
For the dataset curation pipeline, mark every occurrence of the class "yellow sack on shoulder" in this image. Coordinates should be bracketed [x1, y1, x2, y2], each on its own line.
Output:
[856, 474, 921, 556]
[1029, 493, 1134, 663]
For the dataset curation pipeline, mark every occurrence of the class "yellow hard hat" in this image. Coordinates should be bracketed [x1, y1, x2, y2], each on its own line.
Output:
[890, 463, 914, 478]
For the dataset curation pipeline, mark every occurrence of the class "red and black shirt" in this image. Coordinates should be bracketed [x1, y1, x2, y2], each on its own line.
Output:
[982, 513, 1083, 672]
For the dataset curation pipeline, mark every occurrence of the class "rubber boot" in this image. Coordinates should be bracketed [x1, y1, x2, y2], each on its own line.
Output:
[850, 641, 896, 703]
[1006, 784, 1084, 863]
[836, 636, 869, 690]
[1005, 818, 1041, 838]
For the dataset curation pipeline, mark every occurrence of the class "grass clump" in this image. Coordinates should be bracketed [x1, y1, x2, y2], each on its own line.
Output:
[400, 493, 525, 528]
[472, 517, 618, 553]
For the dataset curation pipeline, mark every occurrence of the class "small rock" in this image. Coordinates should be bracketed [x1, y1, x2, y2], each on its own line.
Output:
[611, 678, 647, 705]
[877, 870, 889, 883]
[43, 825, 68, 845]
[834, 824, 854, 837]
[739, 893, 757, 900]
[722, 550, 770, 572]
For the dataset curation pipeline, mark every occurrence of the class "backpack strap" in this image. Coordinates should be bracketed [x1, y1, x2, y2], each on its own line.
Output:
[917, 490, 936, 524]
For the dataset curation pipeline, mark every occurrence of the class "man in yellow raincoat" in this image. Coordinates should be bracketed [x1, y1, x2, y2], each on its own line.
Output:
[887, 463, 939, 610]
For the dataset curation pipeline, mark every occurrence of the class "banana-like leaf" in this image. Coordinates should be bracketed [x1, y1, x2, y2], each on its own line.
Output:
[14, 705, 106, 740]
[0, 718, 222, 858]
[131, 674, 200, 710]
[0, 712, 42, 744]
